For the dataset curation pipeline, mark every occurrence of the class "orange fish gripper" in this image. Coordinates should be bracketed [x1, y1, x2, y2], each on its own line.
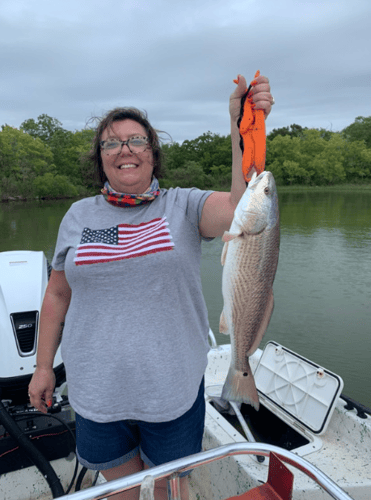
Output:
[234, 70, 266, 184]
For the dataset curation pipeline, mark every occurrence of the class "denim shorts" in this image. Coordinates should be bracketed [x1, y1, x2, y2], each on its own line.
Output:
[75, 378, 205, 474]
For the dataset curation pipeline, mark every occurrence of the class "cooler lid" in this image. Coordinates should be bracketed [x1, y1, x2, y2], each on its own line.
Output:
[255, 342, 344, 435]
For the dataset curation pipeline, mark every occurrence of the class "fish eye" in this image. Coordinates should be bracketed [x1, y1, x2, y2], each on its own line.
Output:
[264, 187, 270, 194]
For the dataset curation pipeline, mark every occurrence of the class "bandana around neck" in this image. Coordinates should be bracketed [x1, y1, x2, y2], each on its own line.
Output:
[101, 178, 160, 207]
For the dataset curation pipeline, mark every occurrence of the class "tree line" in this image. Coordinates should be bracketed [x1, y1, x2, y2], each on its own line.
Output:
[1, 114, 370, 200]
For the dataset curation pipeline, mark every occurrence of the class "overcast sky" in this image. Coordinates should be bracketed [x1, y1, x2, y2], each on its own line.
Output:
[1, 0, 370, 143]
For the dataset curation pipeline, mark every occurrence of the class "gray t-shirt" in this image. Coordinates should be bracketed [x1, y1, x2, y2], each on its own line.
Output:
[52, 187, 213, 423]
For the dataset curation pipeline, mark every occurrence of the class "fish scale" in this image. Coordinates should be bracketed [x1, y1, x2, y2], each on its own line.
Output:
[220, 171, 280, 410]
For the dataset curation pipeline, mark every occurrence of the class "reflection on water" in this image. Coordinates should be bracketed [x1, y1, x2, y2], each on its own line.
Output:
[279, 190, 371, 235]
[0, 199, 75, 262]
[1, 191, 370, 407]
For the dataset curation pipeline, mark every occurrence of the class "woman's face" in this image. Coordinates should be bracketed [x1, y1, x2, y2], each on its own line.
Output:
[100, 119, 154, 194]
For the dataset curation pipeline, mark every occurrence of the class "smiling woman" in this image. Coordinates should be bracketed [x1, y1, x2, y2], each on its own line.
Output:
[28, 75, 273, 500]
[87, 107, 165, 189]
[100, 120, 154, 194]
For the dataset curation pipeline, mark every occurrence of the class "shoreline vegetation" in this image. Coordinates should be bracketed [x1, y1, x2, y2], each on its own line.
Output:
[1, 115, 370, 202]
[276, 183, 371, 193]
[2, 183, 371, 204]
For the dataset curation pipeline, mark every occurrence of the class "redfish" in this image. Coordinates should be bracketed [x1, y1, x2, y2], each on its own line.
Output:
[220, 171, 280, 410]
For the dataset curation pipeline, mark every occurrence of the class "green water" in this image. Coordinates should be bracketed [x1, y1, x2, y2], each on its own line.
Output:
[0, 199, 74, 263]
[1, 191, 371, 408]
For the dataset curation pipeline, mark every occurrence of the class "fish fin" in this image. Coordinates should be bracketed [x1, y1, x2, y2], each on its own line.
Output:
[219, 310, 230, 335]
[222, 230, 241, 243]
[221, 364, 259, 410]
[247, 289, 274, 357]
[221, 241, 228, 266]
[240, 213, 267, 235]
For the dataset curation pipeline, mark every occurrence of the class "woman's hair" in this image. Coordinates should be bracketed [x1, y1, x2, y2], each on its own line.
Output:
[87, 107, 164, 187]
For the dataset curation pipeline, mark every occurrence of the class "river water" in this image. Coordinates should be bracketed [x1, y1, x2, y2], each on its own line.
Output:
[1, 190, 370, 408]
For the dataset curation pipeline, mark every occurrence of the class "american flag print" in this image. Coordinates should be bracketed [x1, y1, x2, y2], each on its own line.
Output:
[74, 217, 174, 265]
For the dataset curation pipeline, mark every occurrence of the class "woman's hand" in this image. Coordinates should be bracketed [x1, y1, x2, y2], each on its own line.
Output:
[229, 73, 273, 124]
[28, 367, 56, 414]
[200, 72, 274, 238]
[27, 269, 70, 413]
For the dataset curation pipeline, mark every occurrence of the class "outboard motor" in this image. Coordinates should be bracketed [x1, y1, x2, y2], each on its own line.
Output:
[0, 251, 76, 497]
[0, 250, 65, 404]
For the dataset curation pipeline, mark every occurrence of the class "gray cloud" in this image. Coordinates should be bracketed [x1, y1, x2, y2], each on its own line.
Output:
[1, 0, 370, 143]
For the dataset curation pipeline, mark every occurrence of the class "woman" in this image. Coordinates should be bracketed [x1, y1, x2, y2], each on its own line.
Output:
[29, 73, 273, 500]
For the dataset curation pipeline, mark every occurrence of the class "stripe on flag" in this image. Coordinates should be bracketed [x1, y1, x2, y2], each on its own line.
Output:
[74, 217, 174, 265]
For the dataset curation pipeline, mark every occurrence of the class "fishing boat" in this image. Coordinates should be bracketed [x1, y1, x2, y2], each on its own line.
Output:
[1, 250, 370, 500]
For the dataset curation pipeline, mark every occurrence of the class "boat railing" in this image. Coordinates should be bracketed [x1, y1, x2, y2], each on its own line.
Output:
[57, 442, 354, 500]
[208, 327, 218, 348]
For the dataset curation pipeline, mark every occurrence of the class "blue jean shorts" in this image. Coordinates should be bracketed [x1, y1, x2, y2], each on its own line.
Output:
[75, 378, 205, 474]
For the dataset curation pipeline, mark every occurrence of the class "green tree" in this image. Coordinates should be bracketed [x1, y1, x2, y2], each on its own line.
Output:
[266, 135, 309, 185]
[33, 173, 79, 199]
[0, 125, 54, 199]
[162, 132, 232, 189]
[307, 133, 346, 185]
[74, 128, 97, 190]
[209, 164, 232, 190]
[162, 142, 188, 171]
[342, 139, 371, 182]
[342, 116, 371, 148]
[49, 127, 95, 185]
[3, 113, 371, 198]
[281, 160, 309, 185]
[20, 114, 64, 144]
[266, 129, 352, 186]
[182, 132, 232, 175]
[267, 124, 307, 141]
[162, 161, 211, 189]
[21, 115, 95, 187]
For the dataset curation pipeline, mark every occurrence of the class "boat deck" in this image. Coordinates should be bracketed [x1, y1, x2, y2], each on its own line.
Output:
[1, 344, 370, 500]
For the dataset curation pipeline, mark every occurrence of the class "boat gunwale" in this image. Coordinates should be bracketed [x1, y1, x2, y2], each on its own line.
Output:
[52, 442, 355, 500]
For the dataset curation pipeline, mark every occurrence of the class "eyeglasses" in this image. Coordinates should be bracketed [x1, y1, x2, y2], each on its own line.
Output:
[100, 136, 149, 155]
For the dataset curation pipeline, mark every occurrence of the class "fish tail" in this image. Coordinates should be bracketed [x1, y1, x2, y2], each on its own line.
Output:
[221, 364, 260, 410]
